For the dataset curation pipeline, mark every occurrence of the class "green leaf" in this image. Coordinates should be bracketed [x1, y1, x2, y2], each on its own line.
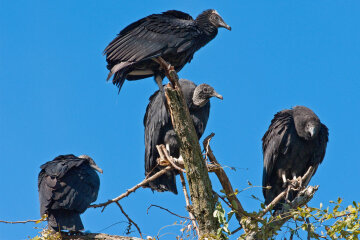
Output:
[227, 211, 234, 221]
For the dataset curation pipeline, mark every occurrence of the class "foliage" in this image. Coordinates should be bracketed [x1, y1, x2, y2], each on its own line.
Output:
[28, 228, 61, 240]
[26, 215, 61, 240]
[291, 198, 360, 239]
[213, 202, 234, 239]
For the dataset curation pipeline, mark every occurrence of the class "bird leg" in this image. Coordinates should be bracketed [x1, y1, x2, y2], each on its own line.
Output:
[164, 144, 183, 165]
[287, 173, 302, 190]
[175, 155, 184, 163]
[152, 57, 172, 91]
[156, 145, 185, 172]
[282, 171, 288, 188]
[285, 185, 292, 203]
[155, 74, 164, 92]
[156, 145, 167, 165]
[292, 172, 303, 189]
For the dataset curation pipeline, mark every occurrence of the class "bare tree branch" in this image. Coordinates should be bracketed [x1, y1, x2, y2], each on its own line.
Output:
[179, 172, 200, 236]
[259, 166, 315, 218]
[244, 185, 319, 240]
[0, 218, 45, 224]
[161, 61, 220, 236]
[147, 204, 192, 220]
[90, 166, 172, 210]
[115, 202, 143, 239]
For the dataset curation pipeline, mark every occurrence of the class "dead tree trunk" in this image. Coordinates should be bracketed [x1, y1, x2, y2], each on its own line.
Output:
[161, 63, 219, 237]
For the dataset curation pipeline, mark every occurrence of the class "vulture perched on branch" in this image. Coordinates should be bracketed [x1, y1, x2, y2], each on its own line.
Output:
[144, 79, 223, 194]
[104, 9, 231, 92]
[262, 106, 328, 211]
[38, 154, 102, 232]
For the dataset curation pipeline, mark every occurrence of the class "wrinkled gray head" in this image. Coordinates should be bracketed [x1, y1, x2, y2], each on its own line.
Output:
[192, 83, 223, 107]
[197, 9, 231, 30]
[79, 155, 103, 173]
[292, 106, 321, 140]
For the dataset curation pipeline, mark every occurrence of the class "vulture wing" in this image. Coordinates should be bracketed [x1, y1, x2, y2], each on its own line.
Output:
[262, 110, 294, 198]
[303, 123, 329, 186]
[144, 88, 171, 174]
[38, 156, 100, 215]
[104, 10, 199, 66]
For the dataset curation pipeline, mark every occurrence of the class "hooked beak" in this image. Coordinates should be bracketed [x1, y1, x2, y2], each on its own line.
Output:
[219, 21, 231, 31]
[212, 91, 223, 100]
[307, 125, 316, 138]
[91, 164, 103, 174]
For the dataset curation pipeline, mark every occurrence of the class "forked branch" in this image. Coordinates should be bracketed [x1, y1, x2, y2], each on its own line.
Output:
[90, 166, 172, 210]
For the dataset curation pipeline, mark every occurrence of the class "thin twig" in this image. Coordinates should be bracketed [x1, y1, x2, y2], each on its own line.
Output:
[232, 226, 243, 235]
[306, 218, 311, 240]
[0, 218, 45, 224]
[260, 191, 287, 217]
[115, 202, 143, 239]
[90, 166, 172, 210]
[215, 192, 232, 209]
[179, 172, 200, 236]
[147, 204, 192, 220]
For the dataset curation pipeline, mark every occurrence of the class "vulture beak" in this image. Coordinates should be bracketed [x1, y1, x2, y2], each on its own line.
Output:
[212, 90, 223, 100]
[219, 20, 231, 31]
[307, 125, 316, 138]
[91, 164, 103, 174]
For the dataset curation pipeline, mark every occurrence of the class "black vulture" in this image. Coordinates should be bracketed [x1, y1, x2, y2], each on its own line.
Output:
[38, 154, 102, 232]
[262, 106, 329, 210]
[104, 9, 231, 92]
[144, 79, 223, 194]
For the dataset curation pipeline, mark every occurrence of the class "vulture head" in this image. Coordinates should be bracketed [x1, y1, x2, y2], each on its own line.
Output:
[79, 155, 103, 174]
[293, 106, 321, 140]
[196, 9, 231, 31]
[192, 84, 223, 107]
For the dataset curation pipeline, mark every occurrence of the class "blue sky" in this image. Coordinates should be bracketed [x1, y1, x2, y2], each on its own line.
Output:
[1, 1, 359, 239]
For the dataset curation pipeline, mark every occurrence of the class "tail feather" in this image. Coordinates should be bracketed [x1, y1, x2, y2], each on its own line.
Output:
[48, 210, 84, 232]
[144, 170, 178, 194]
[106, 61, 133, 92]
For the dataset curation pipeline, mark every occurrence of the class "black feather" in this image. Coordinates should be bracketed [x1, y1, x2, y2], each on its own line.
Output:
[38, 154, 100, 231]
[143, 79, 211, 194]
[104, 9, 229, 92]
[262, 106, 329, 212]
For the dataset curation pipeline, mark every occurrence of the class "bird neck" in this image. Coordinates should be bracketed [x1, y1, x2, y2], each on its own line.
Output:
[192, 97, 208, 108]
[195, 17, 218, 38]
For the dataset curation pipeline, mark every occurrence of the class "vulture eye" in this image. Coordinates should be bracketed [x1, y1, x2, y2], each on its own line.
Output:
[212, 15, 219, 21]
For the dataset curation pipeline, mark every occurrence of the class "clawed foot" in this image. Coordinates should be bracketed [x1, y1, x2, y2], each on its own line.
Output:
[282, 176, 303, 190]
[156, 144, 185, 172]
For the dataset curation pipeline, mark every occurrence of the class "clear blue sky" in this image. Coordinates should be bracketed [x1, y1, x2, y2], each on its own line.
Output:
[1, 1, 359, 239]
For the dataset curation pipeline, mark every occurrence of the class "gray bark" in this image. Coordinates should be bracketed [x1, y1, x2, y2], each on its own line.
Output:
[163, 69, 219, 238]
